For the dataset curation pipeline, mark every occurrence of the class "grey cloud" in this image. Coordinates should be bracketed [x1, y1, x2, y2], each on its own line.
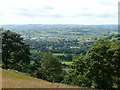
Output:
[70, 12, 117, 18]
[17, 8, 30, 11]
[15, 11, 35, 17]
[16, 5, 55, 12]
[14, 6, 55, 17]
[14, 8, 35, 17]
[44, 6, 55, 10]
[100, 1, 116, 6]
[0, 12, 5, 16]
[96, 13, 117, 18]
[69, 13, 96, 18]
[14, 9, 63, 18]
[79, 13, 94, 17]
[15, 8, 32, 13]
[45, 14, 63, 18]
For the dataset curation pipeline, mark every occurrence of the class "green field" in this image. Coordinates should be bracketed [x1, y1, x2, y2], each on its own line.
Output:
[2, 24, 117, 41]
[61, 61, 73, 65]
[53, 53, 66, 56]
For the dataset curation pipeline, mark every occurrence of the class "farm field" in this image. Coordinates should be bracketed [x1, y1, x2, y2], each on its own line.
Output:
[1, 24, 119, 89]
[1, 24, 118, 71]
[1, 24, 117, 41]
[61, 61, 73, 65]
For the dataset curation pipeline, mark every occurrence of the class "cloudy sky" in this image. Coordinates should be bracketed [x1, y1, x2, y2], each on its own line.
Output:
[0, 0, 119, 24]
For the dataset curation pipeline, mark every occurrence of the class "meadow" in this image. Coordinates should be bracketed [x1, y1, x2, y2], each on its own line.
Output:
[2, 69, 80, 88]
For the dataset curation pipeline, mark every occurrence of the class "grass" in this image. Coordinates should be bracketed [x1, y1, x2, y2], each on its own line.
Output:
[70, 46, 80, 49]
[61, 61, 73, 65]
[53, 53, 65, 56]
[2, 69, 80, 88]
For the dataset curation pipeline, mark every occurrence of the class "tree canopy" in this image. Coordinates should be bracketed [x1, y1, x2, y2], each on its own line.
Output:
[34, 52, 63, 82]
[2, 30, 31, 71]
[62, 39, 120, 89]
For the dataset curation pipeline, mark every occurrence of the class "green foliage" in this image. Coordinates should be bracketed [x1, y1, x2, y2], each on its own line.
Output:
[25, 39, 90, 62]
[1, 26, 119, 88]
[62, 39, 120, 89]
[2, 30, 31, 71]
[85, 39, 120, 88]
[85, 39, 112, 88]
[30, 52, 63, 82]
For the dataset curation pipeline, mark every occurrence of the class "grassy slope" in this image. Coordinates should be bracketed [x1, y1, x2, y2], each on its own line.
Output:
[2, 69, 80, 88]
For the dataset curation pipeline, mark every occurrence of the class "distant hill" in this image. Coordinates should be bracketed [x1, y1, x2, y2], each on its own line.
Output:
[2, 69, 80, 88]
[106, 34, 119, 41]
[0, 24, 117, 31]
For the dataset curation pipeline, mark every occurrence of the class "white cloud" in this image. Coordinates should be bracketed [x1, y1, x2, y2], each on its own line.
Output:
[0, 0, 119, 24]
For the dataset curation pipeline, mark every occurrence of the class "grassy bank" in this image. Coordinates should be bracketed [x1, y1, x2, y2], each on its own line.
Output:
[2, 69, 80, 88]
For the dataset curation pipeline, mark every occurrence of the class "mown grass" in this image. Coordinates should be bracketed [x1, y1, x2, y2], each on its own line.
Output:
[2, 69, 80, 88]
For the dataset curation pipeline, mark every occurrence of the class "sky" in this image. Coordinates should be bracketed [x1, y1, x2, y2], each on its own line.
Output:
[0, 0, 119, 24]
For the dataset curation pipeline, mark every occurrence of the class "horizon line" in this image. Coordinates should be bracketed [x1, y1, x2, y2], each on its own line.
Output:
[0, 24, 118, 25]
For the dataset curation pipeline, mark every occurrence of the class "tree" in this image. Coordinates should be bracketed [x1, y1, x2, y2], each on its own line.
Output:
[85, 39, 120, 88]
[65, 54, 73, 61]
[2, 30, 31, 71]
[35, 52, 63, 82]
[63, 39, 120, 89]
[0, 28, 2, 67]
[85, 39, 113, 88]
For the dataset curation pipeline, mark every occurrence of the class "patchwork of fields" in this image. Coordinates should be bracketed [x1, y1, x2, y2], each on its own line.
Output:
[1, 24, 118, 41]
[1, 24, 119, 89]
[2, 24, 118, 71]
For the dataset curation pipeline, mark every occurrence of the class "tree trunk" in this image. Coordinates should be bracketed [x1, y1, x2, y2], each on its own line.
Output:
[4, 57, 8, 69]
